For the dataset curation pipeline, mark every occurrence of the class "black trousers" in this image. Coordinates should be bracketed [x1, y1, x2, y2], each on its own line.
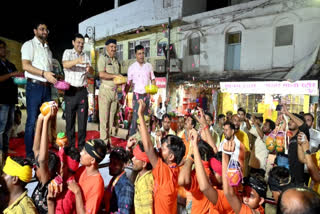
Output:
[64, 86, 88, 150]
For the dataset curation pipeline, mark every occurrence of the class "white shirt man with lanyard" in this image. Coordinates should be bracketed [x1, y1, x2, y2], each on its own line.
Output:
[21, 22, 57, 159]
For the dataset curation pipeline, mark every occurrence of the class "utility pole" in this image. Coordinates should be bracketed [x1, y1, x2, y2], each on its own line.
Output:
[166, 17, 171, 99]
[92, 27, 97, 122]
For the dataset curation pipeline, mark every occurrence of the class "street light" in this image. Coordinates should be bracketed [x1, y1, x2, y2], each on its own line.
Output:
[85, 26, 97, 122]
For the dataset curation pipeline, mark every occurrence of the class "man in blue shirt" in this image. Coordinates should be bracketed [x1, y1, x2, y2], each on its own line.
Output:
[105, 147, 134, 214]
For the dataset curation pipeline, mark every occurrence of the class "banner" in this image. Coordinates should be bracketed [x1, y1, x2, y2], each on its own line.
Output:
[220, 80, 319, 96]
[155, 77, 167, 88]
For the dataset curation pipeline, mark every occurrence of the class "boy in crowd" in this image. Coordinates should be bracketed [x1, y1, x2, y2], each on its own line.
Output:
[176, 116, 185, 138]
[32, 106, 60, 214]
[104, 147, 134, 214]
[47, 146, 80, 214]
[183, 129, 233, 214]
[137, 99, 185, 214]
[10, 107, 25, 138]
[2, 156, 38, 213]
[67, 139, 107, 214]
[160, 113, 176, 136]
[132, 141, 154, 213]
[213, 113, 226, 139]
[280, 104, 309, 185]
[204, 112, 220, 147]
[267, 166, 292, 203]
[222, 140, 267, 214]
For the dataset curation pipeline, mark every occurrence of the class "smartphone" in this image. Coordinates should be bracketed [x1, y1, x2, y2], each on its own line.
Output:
[246, 113, 251, 119]
[276, 105, 282, 111]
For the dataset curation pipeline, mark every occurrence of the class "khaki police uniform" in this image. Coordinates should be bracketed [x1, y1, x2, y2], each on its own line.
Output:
[97, 53, 120, 143]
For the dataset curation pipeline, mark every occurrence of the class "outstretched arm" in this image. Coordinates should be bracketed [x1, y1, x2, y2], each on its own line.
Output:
[222, 141, 242, 214]
[194, 107, 218, 153]
[191, 129, 219, 204]
[298, 133, 320, 182]
[282, 104, 303, 127]
[137, 99, 158, 168]
[33, 114, 44, 158]
[38, 106, 58, 184]
[178, 129, 195, 188]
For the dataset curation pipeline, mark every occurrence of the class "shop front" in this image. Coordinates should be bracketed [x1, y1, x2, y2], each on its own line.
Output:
[219, 80, 319, 122]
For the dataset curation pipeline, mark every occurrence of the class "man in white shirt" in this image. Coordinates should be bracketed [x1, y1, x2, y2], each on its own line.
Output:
[246, 114, 275, 176]
[237, 107, 247, 132]
[62, 34, 93, 151]
[21, 22, 57, 159]
[160, 113, 176, 136]
[304, 113, 320, 153]
[125, 45, 156, 136]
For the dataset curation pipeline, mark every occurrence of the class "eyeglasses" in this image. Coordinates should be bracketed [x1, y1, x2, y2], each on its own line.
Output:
[38, 28, 50, 34]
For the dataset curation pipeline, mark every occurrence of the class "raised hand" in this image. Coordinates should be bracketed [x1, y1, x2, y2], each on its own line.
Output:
[138, 99, 146, 116]
[189, 128, 198, 149]
[194, 107, 208, 127]
[223, 140, 235, 153]
[127, 137, 137, 149]
[298, 132, 309, 151]
[281, 103, 289, 115]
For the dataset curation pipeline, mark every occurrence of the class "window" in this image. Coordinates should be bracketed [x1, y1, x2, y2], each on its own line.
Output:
[225, 32, 241, 70]
[275, 25, 293, 47]
[128, 41, 135, 59]
[116, 44, 123, 61]
[163, 0, 172, 8]
[129, 40, 150, 59]
[189, 37, 200, 55]
[227, 32, 241, 44]
[157, 41, 167, 56]
[140, 40, 150, 57]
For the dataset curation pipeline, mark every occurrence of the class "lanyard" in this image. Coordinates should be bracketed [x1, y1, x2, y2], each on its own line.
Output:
[0, 60, 12, 73]
[108, 171, 125, 192]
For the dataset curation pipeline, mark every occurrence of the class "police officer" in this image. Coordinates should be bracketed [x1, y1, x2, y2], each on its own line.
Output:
[97, 39, 123, 147]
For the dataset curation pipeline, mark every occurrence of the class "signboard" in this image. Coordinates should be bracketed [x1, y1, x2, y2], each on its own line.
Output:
[155, 77, 167, 88]
[220, 80, 319, 96]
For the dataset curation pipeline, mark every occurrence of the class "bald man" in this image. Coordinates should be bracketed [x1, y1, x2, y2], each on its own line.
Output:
[277, 187, 320, 214]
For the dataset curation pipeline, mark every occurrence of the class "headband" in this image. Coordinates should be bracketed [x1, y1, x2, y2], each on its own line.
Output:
[3, 156, 32, 183]
[244, 176, 267, 198]
[58, 148, 79, 172]
[85, 140, 103, 162]
[209, 157, 222, 176]
[133, 145, 150, 163]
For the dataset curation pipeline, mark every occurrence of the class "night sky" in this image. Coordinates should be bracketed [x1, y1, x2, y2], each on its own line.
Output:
[0, 0, 225, 63]
[0, 0, 135, 62]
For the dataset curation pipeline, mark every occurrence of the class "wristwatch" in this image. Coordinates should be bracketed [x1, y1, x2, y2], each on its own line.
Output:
[304, 150, 311, 155]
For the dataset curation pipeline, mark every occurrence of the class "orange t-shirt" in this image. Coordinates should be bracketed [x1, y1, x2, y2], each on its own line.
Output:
[239, 204, 264, 214]
[209, 189, 234, 214]
[185, 167, 212, 214]
[76, 166, 105, 214]
[152, 158, 179, 214]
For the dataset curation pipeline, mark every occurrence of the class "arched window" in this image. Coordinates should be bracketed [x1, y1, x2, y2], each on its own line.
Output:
[224, 24, 244, 71]
[188, 32, 200, 55]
